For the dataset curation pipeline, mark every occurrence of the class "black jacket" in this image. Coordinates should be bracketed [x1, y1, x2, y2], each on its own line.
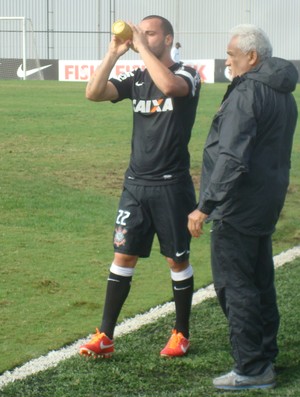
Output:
[199, 57, 298, 235]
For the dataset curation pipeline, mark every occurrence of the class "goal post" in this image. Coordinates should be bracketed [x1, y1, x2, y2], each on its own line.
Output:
[0, 16, 43, 80]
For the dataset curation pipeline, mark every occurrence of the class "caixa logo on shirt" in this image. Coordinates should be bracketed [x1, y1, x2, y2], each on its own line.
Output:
[132, 98, 173, 113]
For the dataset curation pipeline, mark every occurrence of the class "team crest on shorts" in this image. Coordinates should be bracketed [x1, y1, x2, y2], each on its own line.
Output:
[114, 226, 127, 247]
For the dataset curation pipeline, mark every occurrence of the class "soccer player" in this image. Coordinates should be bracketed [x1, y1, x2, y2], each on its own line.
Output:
[79, 15, 201, 358]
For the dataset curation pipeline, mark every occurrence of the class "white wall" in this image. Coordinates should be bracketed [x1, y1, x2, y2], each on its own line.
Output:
[0, 0, 299, 60]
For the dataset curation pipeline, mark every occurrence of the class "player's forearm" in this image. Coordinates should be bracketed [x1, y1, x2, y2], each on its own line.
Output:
[86, 51, 119, 101]
[138, 46, 179, 96]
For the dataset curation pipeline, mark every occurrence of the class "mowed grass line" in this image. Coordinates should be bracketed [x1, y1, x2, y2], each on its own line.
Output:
[1, 259, 300, 397]
[0, 81, 299, 375]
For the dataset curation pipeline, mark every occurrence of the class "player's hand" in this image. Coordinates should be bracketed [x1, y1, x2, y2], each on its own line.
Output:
[109, 35, 131, 56]
[127, 22, 148, 53]
[188, 209, 208, 238]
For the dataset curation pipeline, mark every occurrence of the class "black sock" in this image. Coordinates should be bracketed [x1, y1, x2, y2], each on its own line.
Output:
[100, 272, 132, 339]
[172, 276, 194, 339]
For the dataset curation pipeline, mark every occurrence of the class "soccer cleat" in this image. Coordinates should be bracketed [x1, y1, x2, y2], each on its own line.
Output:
[213, 364, 276, 390]
[79, 328, 114, 359]
[160, 329, 190, 357]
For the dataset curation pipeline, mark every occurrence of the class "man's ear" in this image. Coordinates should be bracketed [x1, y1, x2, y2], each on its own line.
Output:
[165, 34, 173, 46]
[249, 50, 259, 66]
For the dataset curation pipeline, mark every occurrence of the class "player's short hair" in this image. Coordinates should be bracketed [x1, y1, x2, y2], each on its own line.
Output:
[142, 15, 174, 37]
[230, 24, 273, 61]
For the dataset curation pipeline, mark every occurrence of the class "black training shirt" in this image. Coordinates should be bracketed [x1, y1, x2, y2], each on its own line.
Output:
[110, 63, 200, 185]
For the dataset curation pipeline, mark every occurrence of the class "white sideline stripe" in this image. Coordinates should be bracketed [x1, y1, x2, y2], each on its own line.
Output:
[1, 245, 300, 389]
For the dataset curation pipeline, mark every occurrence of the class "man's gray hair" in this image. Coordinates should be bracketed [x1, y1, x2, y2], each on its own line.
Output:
[230, 24, 273, 61]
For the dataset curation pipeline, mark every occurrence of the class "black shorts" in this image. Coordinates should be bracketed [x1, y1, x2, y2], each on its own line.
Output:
[113, 180, 196, 262]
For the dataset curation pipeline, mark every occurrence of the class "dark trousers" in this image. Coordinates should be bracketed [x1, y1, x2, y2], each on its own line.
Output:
[210, 220, 280, 375]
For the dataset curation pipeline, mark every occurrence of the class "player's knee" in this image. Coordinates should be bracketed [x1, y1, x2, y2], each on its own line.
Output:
[166, 257, 189, 272]
[114, 252, 138, 267]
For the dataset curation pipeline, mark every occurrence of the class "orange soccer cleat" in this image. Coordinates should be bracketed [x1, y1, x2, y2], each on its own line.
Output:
[79, 328, 114, 359]
[160, 329, 190, 357]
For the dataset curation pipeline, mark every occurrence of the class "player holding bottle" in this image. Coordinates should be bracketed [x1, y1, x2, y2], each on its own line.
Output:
[79, 15, 201, 358]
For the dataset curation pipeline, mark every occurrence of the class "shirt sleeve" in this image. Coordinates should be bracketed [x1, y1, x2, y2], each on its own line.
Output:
[175, 65, 201, 97]
[109, 70, 136, 102]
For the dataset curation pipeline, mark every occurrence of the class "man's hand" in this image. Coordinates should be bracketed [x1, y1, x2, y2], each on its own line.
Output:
[188, 209, 208, 238]
[127, 22, 148, 53]
[109, 34, 131, 57]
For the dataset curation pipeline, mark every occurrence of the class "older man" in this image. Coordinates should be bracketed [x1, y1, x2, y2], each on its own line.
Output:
[188, 24, 298, 390]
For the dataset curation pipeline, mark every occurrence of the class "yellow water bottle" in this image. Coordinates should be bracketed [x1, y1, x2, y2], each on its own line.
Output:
[112, 20, 133, 41]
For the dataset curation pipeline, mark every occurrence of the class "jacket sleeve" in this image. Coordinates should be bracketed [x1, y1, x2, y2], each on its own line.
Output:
[199, 84, 258, 214]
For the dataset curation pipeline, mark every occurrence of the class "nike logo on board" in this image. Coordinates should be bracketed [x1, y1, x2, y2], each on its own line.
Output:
[17, 64, 52, 78]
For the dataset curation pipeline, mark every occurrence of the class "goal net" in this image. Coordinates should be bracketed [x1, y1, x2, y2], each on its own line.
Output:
[0, 17, 43, 80]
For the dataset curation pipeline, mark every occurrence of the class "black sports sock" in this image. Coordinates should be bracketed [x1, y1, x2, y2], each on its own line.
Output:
[100, 272, 132, 339]
[172, 276, 194, 339]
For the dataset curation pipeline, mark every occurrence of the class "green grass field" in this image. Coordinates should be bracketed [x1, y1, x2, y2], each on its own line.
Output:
[0, 81, 299, 396]
[1, 260, 300, 397]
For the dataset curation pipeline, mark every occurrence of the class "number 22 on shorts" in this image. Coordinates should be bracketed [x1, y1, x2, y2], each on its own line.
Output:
[116, 210, 130, 226]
